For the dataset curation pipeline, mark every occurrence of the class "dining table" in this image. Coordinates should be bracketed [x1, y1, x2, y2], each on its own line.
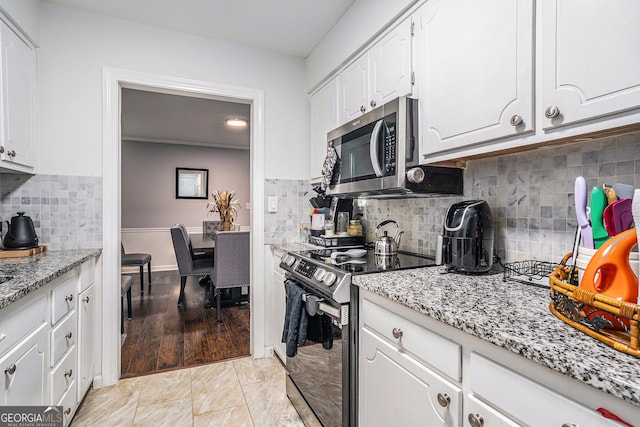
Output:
[189, 233, 215, 253]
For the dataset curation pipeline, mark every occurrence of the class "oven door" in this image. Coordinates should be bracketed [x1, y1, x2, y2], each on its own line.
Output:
[284, 283, 350, 427]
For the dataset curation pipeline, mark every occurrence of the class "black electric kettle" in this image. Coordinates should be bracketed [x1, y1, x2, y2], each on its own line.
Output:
[2, 212, 39, 250]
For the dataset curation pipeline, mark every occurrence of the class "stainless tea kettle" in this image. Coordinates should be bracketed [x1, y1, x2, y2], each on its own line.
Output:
[2, 212, 39, 250]
[374, 220, 404, 256]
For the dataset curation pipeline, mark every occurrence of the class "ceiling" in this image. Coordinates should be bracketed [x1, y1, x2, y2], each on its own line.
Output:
[120, 89, 251, 150]
[46, 0, 354, 149]
[45, 0, 354, 58]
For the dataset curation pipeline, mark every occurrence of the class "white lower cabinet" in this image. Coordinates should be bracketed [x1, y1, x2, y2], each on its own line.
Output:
[358, 289, 639, 427]
[0, 255, 99, 426]
[360, 328, 461, 426]
[0, 323, 47, 406]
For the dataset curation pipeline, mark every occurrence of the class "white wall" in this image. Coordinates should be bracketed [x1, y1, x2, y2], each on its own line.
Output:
[37, 2, 309, 180]
[305, 0, 417, 91]
[0, 0, 39, 44]
[121, 141, 251, 228]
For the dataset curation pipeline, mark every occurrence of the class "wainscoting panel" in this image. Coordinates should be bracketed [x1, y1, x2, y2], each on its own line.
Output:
[121, 226, 202, 272]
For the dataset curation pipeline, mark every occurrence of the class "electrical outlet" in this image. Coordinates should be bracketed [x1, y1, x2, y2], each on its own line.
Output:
[245, 202, 251, 210]
[267, 196, 278, 213]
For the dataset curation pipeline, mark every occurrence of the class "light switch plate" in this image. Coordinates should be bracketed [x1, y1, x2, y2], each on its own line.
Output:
[267, 196, 278, 213]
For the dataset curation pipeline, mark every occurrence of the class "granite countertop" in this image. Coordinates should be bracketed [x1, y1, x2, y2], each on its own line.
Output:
[353, 265, 640, 408]
[0, 249, 102, 310]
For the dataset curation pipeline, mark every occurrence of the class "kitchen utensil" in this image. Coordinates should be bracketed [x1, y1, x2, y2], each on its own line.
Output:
[374, 220, 402, 256]
[590, 186, 609, 249]
[611, 198, 633, 234]
[2, 212, 39, 250]
[613, 183, 634, 200]
[332, 258, 367, 266]
[330, 248, 367, 259]
[580, 228, 638, 329]
[603, 187, 618, 204]
[603, 203, 616, 236]
[574, 177, 593, 249]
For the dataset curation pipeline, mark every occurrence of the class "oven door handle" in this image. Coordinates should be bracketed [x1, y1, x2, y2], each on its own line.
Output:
[301, 293, 348, 326]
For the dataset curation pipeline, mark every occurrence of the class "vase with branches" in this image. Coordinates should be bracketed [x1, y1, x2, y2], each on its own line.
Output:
[207, 190, 240, 231]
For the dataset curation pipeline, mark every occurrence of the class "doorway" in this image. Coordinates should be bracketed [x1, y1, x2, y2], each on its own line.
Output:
[99, 68, 266, 389]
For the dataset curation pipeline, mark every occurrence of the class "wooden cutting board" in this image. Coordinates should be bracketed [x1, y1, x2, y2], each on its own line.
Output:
[0, 246, 47, 258]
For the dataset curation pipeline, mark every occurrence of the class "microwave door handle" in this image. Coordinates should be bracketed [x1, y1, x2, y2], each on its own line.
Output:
[369, 119, 384, 177]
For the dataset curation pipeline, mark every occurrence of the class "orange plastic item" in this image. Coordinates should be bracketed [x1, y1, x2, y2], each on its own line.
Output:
[580, 228, 638, 329]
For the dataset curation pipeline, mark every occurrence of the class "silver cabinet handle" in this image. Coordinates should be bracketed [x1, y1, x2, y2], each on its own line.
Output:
[64, 408, 71, 416]
[4, 364, 16, 375]
[0, 146, 4, 154]
[545, 105, 560, 118]
[392, 328, 403, 339]
[65, 332, 73, 340]
[436, 393, 450, 408]
[468, 413, 484, 427]
[64, 369, 73, 378]
[65, 294, 73, 302]
[8, 150, 15, 157]
[561, 424, 579, 427]
[83, 296, 90, 303]
[360, 105, 366, 113]
[370, 100, 377, 108]
[510, 114, 523, 126]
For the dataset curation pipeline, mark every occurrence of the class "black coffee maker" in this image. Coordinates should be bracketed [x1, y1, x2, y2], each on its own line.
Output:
[438, 200, 494, 273]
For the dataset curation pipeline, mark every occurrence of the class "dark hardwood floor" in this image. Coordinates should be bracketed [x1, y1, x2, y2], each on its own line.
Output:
[120, 270, 250, 378]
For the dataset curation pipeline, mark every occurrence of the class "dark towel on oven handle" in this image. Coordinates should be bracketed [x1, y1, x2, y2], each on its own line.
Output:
[305, 311, 334, 350]
[282, 279, 308, 357]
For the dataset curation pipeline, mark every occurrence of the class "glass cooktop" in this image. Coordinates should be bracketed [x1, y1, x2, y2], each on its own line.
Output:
[290, 248, 437, 275]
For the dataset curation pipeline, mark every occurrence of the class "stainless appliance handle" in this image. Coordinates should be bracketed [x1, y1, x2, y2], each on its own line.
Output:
[369, 119, 384, 177]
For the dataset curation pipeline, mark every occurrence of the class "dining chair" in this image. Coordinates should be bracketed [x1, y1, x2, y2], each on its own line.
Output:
[210, 230, 250, 323]
[121, 243, 152, 293]
[176, 223, 210, 260]
[170, 226, 215, 308]
[121, 275, 132, 334]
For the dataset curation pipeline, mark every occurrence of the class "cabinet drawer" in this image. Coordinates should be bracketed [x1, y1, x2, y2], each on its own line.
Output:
[0, 293, 46, 357]
[361, 298, 461, 382]
[50, 311, 77, 367]
[57, 380, 77, 427]
[51, 271, 76, 325]
[470, 352, 621, 426]
[464, 394, 520, 427]
[51, 348, 76, 404]
[79, 258, 96, 293]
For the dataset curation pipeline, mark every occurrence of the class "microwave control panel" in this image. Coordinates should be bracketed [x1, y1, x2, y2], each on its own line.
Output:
[384, 131, 396, 174]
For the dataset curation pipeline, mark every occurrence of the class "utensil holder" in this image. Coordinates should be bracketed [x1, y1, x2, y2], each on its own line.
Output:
[549, 253, 640, 358]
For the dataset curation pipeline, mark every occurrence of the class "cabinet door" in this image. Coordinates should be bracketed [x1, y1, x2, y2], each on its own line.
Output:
[369, 17, 413, 109]
[338, 54, 369, 123]
[359, 328, 461, 427]
[540, 0, 640, 130]
[0, 325, 47, 406]
[417, 0, 534, 157]
[0, 22, 35, 169]
[77, 283, 95, 400]
[309, 78, 338, 183]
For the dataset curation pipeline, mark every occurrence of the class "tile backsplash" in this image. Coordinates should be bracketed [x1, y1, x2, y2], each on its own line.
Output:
[0, 174, 102, 250]
[266, 131, 640, 265]
[362, 132, 640, 263]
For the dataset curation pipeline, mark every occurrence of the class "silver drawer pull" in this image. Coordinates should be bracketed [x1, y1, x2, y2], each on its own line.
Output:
[360, 105, 366, 113]
[510, 114, 523, 126]
[468, 413, 484, 427]
[64, 408, 71, 416]
[65, 332, 73, 340]
[83, 295, 90, 303]
[545, 105, 560, 119]
[437, 393, 450, 408]
[392, 328, 403, 339]
[561, 424, 579, 427]
[64, 369, 73, 378]
[65, 294, 73, 302]
[4, 364, 16, 375]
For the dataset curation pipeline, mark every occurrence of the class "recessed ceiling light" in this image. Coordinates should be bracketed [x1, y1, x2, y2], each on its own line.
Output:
[225, 118, 247, 127]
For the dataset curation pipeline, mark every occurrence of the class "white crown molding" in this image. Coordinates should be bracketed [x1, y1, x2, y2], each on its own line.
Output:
[121, 135, 250, 150]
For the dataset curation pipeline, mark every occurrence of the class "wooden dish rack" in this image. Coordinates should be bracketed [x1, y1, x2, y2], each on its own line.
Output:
[549, 253, 640, 358]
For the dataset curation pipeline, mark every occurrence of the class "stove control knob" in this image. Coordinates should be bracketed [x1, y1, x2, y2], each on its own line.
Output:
[280, 253, 289, 263]
[323, 272, 337, 286]
[282, 254, 295, 266]
[313, 269, 326, 282]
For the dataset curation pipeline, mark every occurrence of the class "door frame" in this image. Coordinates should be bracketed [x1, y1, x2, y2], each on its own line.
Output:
[97, 67, 265, 388]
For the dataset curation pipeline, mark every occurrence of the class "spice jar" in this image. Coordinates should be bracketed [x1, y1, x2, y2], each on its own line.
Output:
[347, 219, 362, 236]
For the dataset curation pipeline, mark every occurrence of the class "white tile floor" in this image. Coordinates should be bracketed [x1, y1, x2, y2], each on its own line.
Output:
[71, 356, 305, 427]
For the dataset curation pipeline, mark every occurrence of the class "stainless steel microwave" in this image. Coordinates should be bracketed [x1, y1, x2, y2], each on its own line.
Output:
[326, 96, 463, 198]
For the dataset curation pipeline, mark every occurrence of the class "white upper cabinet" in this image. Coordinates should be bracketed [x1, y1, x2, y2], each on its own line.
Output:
[0, 19, 35, 172]
[309, 77, 338, 183]
[416, 0, 534, 157]
[338, 17, 413, 124]
[540, 0, 640, 130]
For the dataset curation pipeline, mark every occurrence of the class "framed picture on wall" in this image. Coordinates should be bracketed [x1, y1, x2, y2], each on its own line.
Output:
[176, 167, 209, 199]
